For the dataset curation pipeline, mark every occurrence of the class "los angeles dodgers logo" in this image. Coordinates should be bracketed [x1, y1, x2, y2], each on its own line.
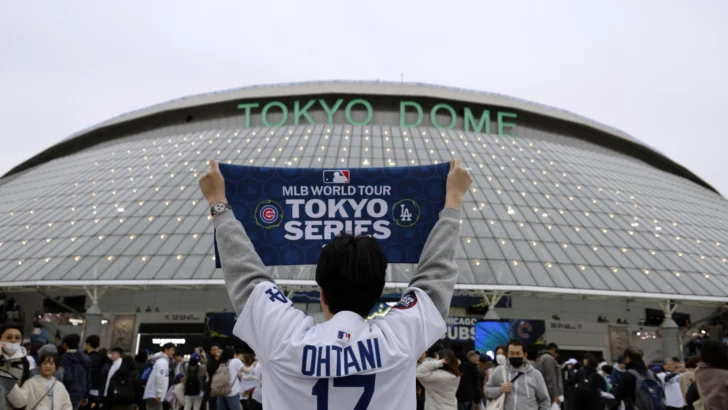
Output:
[254, 200, 284, 229]
[392, 199, 420, 228]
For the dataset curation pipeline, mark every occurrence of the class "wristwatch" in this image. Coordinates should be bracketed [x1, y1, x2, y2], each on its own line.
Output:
[210, 201, 232, 217]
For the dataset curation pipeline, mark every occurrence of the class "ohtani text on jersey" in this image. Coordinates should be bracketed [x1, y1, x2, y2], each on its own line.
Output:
[301, 337, 383, 377]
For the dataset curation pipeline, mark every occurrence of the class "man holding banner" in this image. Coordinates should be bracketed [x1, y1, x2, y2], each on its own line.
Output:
[199, 158, 472, 409]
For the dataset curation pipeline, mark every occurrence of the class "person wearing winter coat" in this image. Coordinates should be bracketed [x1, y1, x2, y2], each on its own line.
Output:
[143, 344, 175, 410]
[570, 354, 607, 410]
[416, 348, 461, 410]
[105, 351, 139, 410]
[534, 343, 563, 406]
[0, 323, 34, 409]
[60, 334, 92, 410]
[693, 340, 728, 410]
[484, 341, 550, 410]
[6, 350, 73, 410]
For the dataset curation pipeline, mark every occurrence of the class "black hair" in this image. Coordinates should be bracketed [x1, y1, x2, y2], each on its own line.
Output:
[174, 352, 184, 358]
[574, 362, 583, 370]
[671, 356, 682, 363]
[163, 343, 176, 352]
[617, 356, 626, 364]
[135, 352, 148, 363]
[495, 345, 507, 355]
[584, 353, 599, 368]
[547, 343, 559, 351]
[602, 364, 614, 375]
[427, 342, 445, 358]
[220, 347, 235, 363]
[624, 346, 643, 362]
[111, 347, 124, 356]
[210, 343, 221, 350]
[85, 335, 100, 349]
[685, 357, 700, 369]
[506, 340, 525, 353]
[62, 334, 81, 350]
[0, 323, 23, 338]
[38, 351, 59, 366]
[700, 340, 728, 370]
[315, 233, 387, 317]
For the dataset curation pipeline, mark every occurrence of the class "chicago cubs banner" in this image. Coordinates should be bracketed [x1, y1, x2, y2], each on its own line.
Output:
[214, 163, 449, 267]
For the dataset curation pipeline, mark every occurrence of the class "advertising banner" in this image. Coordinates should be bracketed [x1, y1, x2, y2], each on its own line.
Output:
[445, 316, 479, 341]
[215, 163, 448, 267]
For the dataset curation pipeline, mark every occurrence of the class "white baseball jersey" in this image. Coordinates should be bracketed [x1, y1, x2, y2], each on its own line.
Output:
[232, 283, 445, 409]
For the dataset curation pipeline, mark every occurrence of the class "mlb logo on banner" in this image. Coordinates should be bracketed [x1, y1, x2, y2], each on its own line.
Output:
[323, 170, 350, 183]
[337, 331, 351, 343]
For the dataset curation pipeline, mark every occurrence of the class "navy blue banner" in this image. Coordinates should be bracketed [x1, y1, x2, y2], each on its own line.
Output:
[214, 163, 449, 267]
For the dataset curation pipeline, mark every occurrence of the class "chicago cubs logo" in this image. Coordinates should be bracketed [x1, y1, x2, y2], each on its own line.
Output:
[392, 199, 420, 228]
[254, 200, 284, 229]
[517, 321, 533, 339]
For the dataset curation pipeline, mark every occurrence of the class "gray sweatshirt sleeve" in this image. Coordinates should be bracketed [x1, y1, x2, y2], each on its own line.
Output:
[214, 211, 275, 315]
[534, 371, 551, 410]
[408, 207, 461, 320]
[484, 365, 505, 399]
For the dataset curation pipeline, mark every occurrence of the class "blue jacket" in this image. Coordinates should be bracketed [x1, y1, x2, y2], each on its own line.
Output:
[61, 350, 91, 405]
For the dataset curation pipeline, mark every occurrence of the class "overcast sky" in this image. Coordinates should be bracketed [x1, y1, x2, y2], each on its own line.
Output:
[1, 1, 726, 195]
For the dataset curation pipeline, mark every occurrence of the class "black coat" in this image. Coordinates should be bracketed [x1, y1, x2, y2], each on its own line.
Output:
[571, 366, 606, 409]
[456, 358, 482, 402]
[106, 357, 139, 407]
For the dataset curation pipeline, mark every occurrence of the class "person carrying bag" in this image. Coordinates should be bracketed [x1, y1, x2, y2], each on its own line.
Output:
[486, 366, 507, 410]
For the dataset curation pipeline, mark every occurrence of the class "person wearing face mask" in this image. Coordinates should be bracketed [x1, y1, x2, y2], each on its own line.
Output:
[484, 340, 550, 410]
[487, 346, 508, 380]
[0, 323, 34, 409]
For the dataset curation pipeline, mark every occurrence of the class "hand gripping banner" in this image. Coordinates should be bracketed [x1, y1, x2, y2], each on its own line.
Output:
[214, 163, 449, 267]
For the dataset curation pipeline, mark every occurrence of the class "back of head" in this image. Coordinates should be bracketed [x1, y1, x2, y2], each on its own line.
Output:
[685, 357, 700, 369]
[316, 233, 387, 317]
[624, 346, 643, 363]
[426, 342, 444, 359]
[700, 340, 728, 370]
[584, 353, 599, 368]
[438, 349, 462, 377]
[62, 334, 81, 350]
[85, 335, 100, 350]
[221, 347, 235, 363]
[547, 343, 559, 352]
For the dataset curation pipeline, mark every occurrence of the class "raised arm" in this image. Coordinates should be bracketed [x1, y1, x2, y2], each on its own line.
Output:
[408, 159, 472, 320]
[199, 160, 275, 315]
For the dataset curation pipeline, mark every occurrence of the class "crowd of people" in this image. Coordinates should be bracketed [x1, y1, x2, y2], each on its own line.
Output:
[415, 339, 728, 410]
[0, 323, 263, 410]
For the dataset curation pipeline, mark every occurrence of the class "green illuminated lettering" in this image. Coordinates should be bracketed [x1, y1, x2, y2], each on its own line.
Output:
[237, 103, 260, 128]
[464, 107, 491, 133]
[261, 101, 288, 127]
[430, 103, 457, 129]
[319, 99, 344, 125]
[345, 99, 373, 126]
[400, 101, 423, 127]
[497, 112, 517, 137]
[293, 100, 316, 126]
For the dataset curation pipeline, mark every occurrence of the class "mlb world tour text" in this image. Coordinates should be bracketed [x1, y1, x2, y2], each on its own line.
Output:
[281, 184, 393, 241]
[237, 98, 518, 136]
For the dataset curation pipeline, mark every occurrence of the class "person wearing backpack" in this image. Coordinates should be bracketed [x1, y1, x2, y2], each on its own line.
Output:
[106, 353, 139, 410]
[211, 347, 244, 410]
[183, 353, 206, 410]
[143, 343, 176, 410]
[612, 347, 665, 410]
[572, 354, 607, 410]
[60, 334, 92, 410]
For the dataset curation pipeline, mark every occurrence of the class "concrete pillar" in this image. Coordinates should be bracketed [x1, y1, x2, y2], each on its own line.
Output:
[484, 309, 500, 320]
[660, 300, 681, 359]
[83, 300, 103, 339]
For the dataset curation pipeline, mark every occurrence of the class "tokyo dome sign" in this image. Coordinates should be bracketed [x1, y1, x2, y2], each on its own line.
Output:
[237, 98, 518, 137]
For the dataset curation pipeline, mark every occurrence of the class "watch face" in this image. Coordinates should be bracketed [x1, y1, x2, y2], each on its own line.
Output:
[213, 203, 226, 213]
